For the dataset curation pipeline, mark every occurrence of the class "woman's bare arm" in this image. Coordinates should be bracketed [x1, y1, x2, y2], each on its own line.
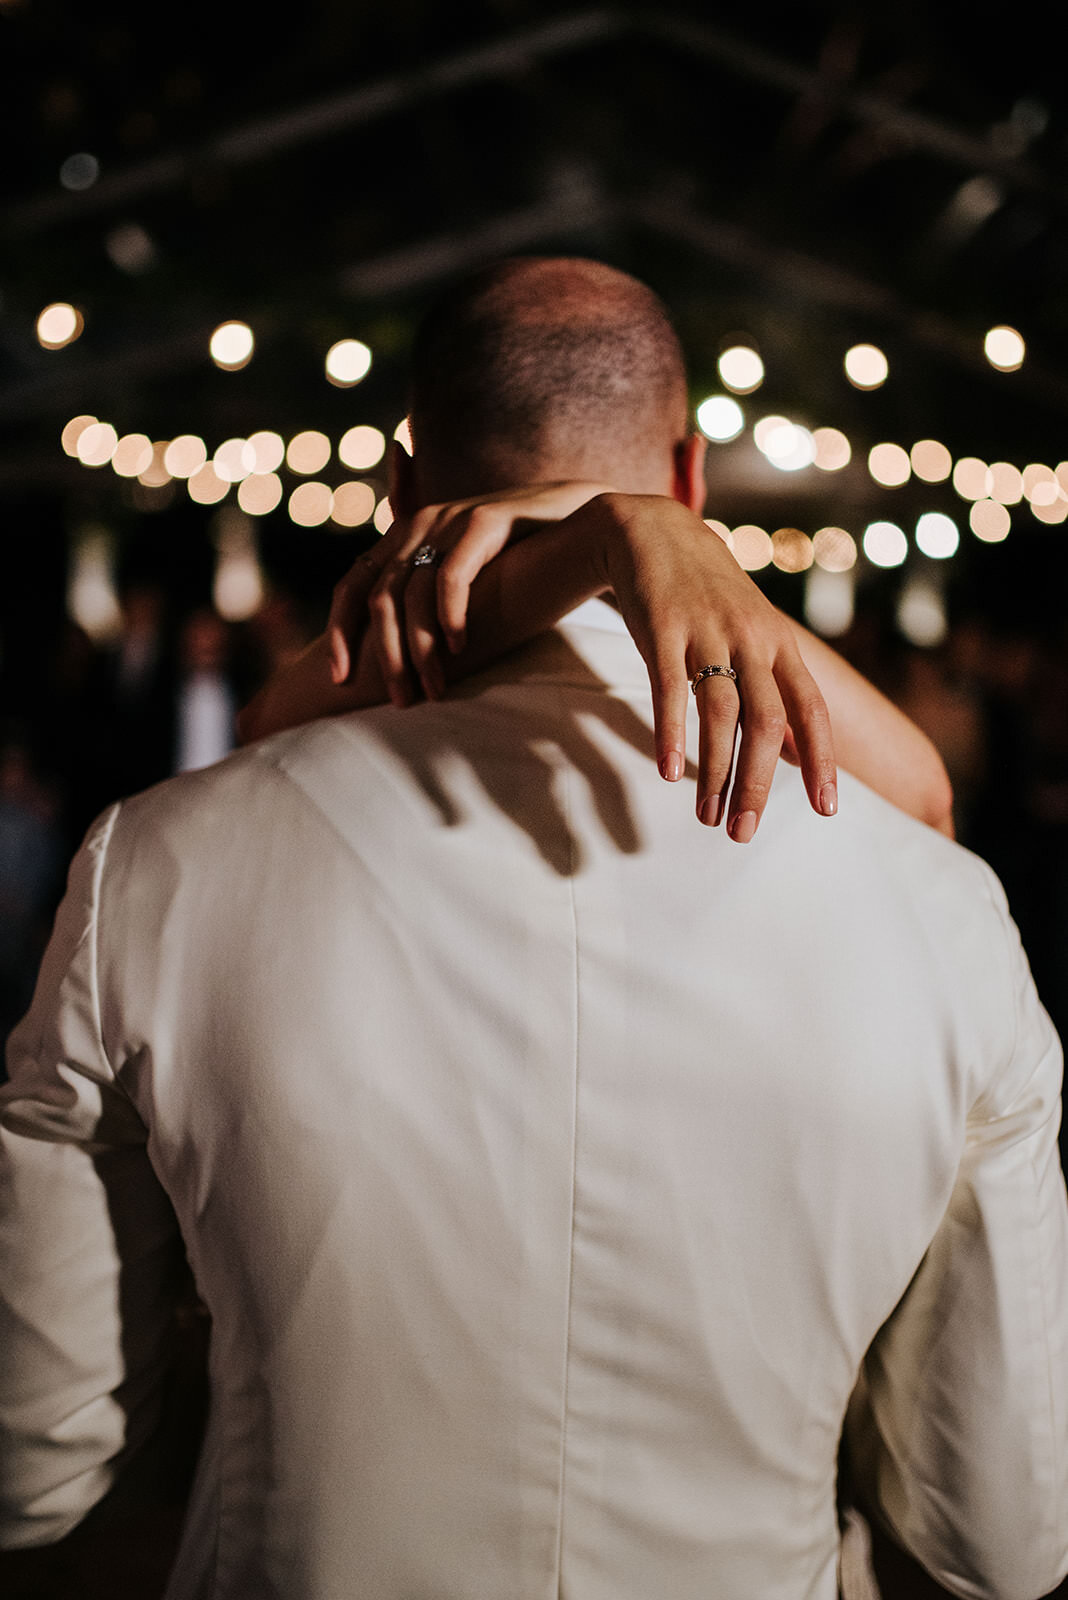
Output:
[239, 487, 953, 838]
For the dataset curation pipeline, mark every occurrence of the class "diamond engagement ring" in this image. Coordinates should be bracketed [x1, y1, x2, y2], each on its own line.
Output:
[690, 663, 737, 693]
[411, 544, 440, 568]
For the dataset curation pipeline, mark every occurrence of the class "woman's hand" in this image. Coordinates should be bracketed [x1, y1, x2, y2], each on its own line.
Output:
[578, 494, 837, 840]
[328, 485, 837, 841]
[327, 482, 613, 706]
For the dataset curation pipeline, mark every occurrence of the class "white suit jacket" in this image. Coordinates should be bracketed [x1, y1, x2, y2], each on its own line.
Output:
[2, 613, 1067, 1600]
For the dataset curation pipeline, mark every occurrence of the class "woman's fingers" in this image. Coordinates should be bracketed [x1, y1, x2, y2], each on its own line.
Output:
[435, 504, 528, 654]
[777, 654, 838, 817]
[690, 666, 741, 826]
[368, 558, 419, 707]
[725, 654, 791, 842]
[327, 549, 387, 684]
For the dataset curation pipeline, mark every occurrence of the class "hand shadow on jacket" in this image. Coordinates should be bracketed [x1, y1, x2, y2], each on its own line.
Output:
[350, 632, 697, 878]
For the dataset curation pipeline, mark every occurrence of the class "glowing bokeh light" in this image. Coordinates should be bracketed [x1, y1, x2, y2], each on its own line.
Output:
[373, 496, 395, 532]
[988, 461, 1023, 504]
[164, 435, 208, 478]
[339, 425, 386, 471]
[915, 512, 960, 559]
[897, 577, 947, 649]
[289, 482, 333, 526]
[209, 320, 254, 371]
[59, 152, 99, 191]
[812, 428, 851, 471]
[760, 422, 814, 472]
[76, 422, 119, 467]
[248, 431, 285, 474]
[325, 339, 373, 387]
[970, 500, 1011, 542]
[804, 566, 854, 637]
[868, 442, 911, 488]
[753, 415, 787, 452]
[188, 463, 229, 505]
[37, 302, 83, 349]
[214, 438, 257, 483]
[717, 345, 764, 393]
[213, 533, 265, 620]
[812, 526, 857, 573]
[237, 472, 283, 516]
[984, 325, 1025, 371]
[862, 521, 907, 568]
[61, 415, 97, 456]
[1031, 496, 1068, 525]
[703, 519, 731, 543]
[111, 433, 154, 478]
[1023, 464, 1058, 504]
[911, 439, 952, 483]
[696, 395, 744, 442]
[771, 527, 813, 573]
[287, 430, 331, 475]
[331, 481, 377, 528]
[952, 457, 993, 501]
[844, 344, 888, 389]
[138, 443, 172, 488]
[67, 530, 121, 640]
[730, 524, 773, 571]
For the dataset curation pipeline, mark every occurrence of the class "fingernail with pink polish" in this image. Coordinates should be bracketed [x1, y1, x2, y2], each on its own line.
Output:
[730, 810, 758, 844]
[661, 751, 683, 782]
[699, 796, 718, 826]
[820, 783, 838, 817]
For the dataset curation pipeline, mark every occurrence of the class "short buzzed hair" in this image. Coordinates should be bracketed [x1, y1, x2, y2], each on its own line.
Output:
[408, 256, 690, 501]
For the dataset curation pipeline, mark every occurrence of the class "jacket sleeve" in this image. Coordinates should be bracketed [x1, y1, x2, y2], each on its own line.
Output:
[0, 805, 182, 1549]
[845, 867, 1068, 1600]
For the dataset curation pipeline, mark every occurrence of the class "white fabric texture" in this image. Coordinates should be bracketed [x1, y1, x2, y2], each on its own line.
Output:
[2, 620, 1067, 1600]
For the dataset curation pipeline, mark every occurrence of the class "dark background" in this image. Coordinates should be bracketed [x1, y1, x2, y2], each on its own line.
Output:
[2, 3, 1068, 1595]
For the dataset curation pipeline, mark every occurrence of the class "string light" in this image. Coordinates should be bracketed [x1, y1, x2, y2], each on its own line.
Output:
[910, 439, 952, 483]
[325, 339, 372, 387]
[76, 422, 118, 467]
[915, 512, 959, 559]
[61, 416, 97, 455]
[862, 521, 907, 568]
[770, 527, 813, 572]
[37, 302, 83, 349]
[969, 500, 1010, 542]
[868, 443, 911, 488]
[844, 344, 888, 389]
[717, 345, 764, 394]
[812, 527, 857, 572]
[209, 321, 254, 371]
[286, 430, 331, 474]
[164, 435, 207, 478]
[214, 439, 257, 483]
[984, 326, 1025, 371]
[812, 428, 851, 471]
[288, 482, 333, 526]
[331, 482, 377, 527]
[237, 473, 283, 516]
[696, 396, 744, 442]
[111, 434, 154, 478]
[730, 525, 773, 571]
[339, 425, 386, 470]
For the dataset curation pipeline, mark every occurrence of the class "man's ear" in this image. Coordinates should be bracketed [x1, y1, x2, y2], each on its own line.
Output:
[387, 436, 420, 519]
[671, 432, 708, 514]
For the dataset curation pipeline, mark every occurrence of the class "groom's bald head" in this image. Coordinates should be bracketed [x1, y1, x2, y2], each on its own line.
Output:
[406, 256, 690, 503]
